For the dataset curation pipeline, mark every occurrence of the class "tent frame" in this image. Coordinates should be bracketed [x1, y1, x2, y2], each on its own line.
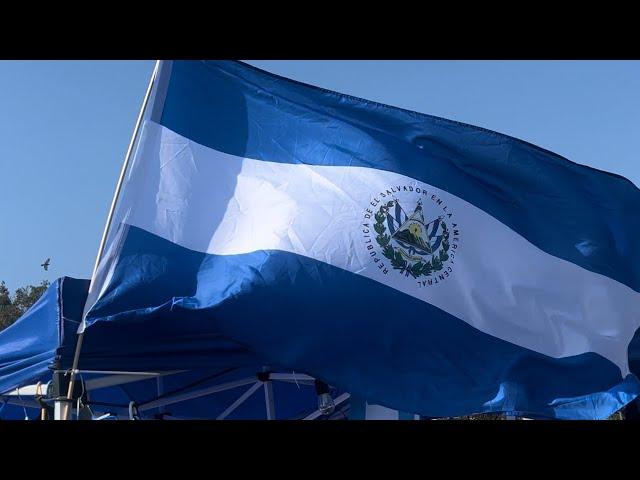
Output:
[2, 369, 343, 420]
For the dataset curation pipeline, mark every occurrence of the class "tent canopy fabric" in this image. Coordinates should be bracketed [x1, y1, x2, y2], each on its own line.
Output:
[0, 277, 78, 395]
[0, 277, 249, 395]
[0, 277, 341, 420]
[0, 276, 264, 386]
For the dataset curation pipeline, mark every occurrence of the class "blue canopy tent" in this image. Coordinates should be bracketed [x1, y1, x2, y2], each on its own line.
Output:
[0, 277, 350, 420]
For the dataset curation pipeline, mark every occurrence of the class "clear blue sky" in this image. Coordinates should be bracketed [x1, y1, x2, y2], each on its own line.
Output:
[1, 60, 638, 291]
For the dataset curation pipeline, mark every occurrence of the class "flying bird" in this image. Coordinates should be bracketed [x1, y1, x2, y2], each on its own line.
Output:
[41, 258, 50, 271]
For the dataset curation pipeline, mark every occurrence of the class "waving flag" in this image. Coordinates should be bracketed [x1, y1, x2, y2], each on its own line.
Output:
[83, 61, 640, 419]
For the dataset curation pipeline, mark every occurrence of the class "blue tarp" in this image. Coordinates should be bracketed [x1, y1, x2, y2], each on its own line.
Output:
[0, 277, 335, 420]
[0, 277, 76, 395]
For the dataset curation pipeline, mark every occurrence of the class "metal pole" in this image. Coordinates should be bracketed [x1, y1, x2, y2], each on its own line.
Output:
[264, 381, 275, 420]
[157, 375, 166, 416]
[138, 377, 256, 412]
[60, 60, 161, 420]
[303, 393, 351, 420]
[216, 382, 263, 420]
[90, 60, 161, 279]
[263, 367, 275, 420]
[54, 401, 65, 420]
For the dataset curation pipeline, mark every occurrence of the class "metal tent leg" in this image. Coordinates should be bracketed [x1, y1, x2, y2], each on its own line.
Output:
[262, 367, 275, 420]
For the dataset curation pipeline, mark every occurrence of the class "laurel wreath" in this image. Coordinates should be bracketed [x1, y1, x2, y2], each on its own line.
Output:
[374, 201, 450, 279]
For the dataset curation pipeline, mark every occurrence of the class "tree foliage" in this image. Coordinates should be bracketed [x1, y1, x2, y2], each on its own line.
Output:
[0, 280, 49, 330]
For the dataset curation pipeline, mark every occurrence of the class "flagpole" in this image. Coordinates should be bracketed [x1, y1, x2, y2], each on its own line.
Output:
[59, 60, 161, 420]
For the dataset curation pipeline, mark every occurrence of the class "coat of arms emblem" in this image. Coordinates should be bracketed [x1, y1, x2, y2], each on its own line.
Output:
[374, 198, 451, 279]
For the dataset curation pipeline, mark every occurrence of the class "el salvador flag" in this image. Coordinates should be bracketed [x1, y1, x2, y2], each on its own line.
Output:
[83, 60, 640, 419]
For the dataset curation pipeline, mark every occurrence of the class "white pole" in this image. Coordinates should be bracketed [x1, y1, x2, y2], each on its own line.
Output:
[90, 60, 161, 279]
[54, 401, 65, 420]
[60, 60, 161, 420]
